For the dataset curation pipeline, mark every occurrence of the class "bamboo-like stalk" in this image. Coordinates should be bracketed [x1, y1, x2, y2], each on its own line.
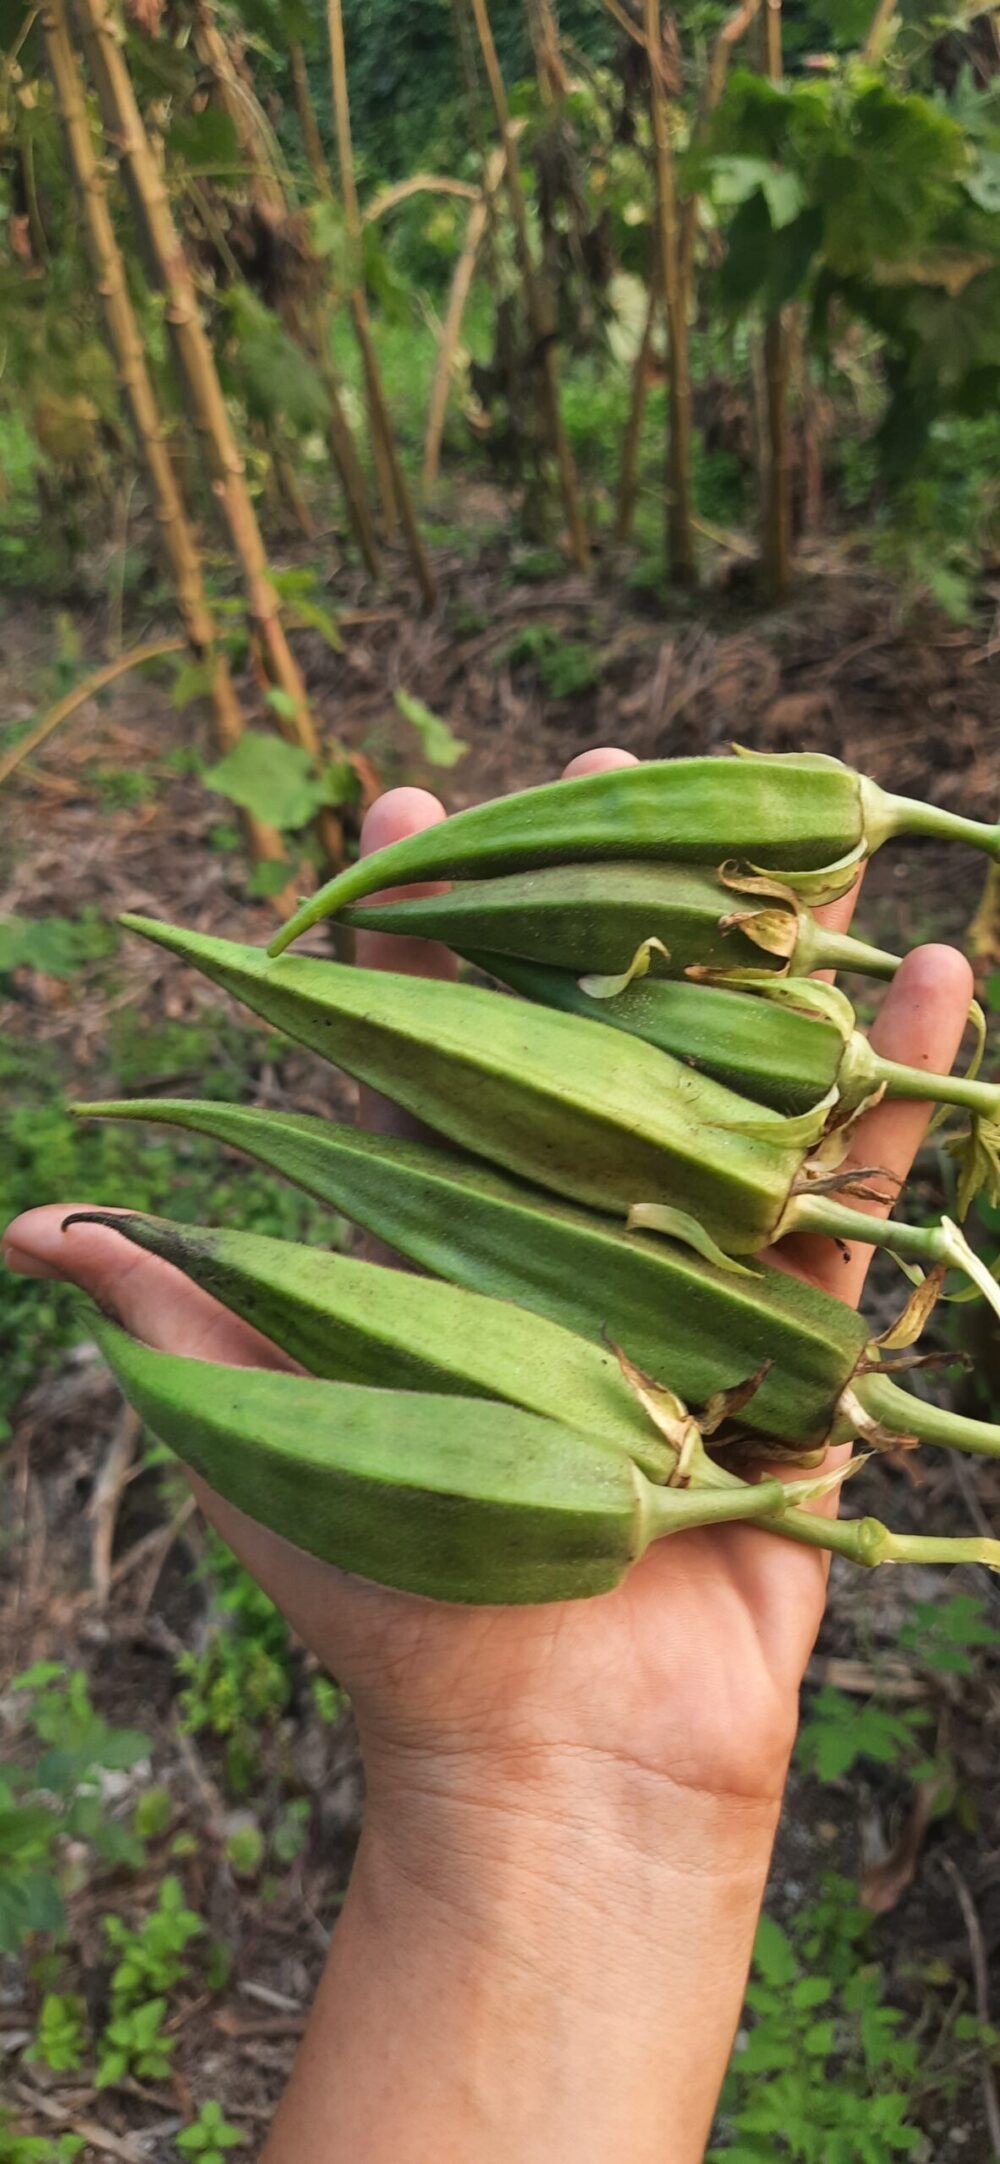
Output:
[188, 0, 379, 580]
[679, 0, 761, 291]
[70, 0, 334, 827]
[422, 155, 503, 496]
[465, 0, 590, 570]
[863, 0, 897, 62]
[615, 271, 658, 544]
[190, 0, 288, 217]
[526, 0, 570, 103]
[642, 0, 694, 585]
[759, 0, 791, 604]
[40, 0, 289, 887]
[289, 39, 328, 191]
[326, 0, 437, 607]
[0, 638, 184, 789]
[364, 174, 480, 223]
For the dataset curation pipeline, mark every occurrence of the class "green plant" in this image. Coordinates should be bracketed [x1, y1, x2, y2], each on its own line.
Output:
[96, 1998, 175, 2089]
[94, 1874, 203, 2088]
[0, 1666, 149, 1956]
[710, 1888, 922, 2161]
[176, 1532, 295, 1794]
[898, 1592, 1000, 1677]
[103, 1873, 203, 2009]
[0, 2113, 83, 2164]
[175, 2103, 245, 2162]
[796, 1688, 932, 1784]
[27, 1992, 87, 2074]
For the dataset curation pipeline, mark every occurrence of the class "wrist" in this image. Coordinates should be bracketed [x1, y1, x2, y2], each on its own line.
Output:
[269, 1758, 782, 2164]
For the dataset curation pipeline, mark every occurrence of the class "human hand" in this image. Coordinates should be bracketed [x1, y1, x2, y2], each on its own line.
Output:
[3, 751, 973, 2162]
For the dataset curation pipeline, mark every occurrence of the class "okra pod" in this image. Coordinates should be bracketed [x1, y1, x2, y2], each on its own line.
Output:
[267, 752, 1000, 954]
[338, 862, 899, 984]
[64, 1209, 675, 1479]
[115, 917, 1000, 1320]
[92, 1317, 808, 1605]
[469, 954, 1000, 1208]
[74, 1099, 1000, 1463]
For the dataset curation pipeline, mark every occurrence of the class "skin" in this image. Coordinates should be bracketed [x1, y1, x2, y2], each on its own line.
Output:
[3, 747, 974, 2163]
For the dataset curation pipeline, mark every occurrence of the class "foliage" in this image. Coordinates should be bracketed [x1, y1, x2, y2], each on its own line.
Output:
[203, 730, 357, 831]
[96, 1875, 204, 2087]
[176, 2103, 246, 2162]
[0, 1023, 334, 1438]
[0, 2116, 83, 2164]
[697, 66, 1000, 470]
[795, 1686, 932, 1784]
[710, 1881, 923, 2161]
[394, 688, 467, 768]
[28, 1993, 87, 2074]
[0, 910, 118, 980]
[176, 1532, 299, 1793]
[0, 1665, 149, 1957]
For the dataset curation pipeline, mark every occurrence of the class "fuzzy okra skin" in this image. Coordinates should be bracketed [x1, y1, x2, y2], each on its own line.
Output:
[92, 1317, 799, 1604]
[67, 1096, 930, 1457]
[470, 953, 1000, 1132]
[115, 918, 1000, 1319]
[76, 1098, 1000, 1459]
[267, 752, 1000, 955]
[118, 915, 802, 1248]
[64, 1209, 676, 1480]
[339, 863, 900, 985]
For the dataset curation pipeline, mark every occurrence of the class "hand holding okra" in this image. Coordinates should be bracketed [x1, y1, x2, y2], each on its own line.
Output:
[4, 749, 987, 2164]
[2, 748, 981, 1729]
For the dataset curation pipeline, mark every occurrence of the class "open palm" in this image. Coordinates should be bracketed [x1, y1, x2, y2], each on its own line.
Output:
[3, 748, 973, 1810]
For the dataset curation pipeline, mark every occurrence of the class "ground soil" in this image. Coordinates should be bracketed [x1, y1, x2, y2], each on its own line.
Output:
[2, 547, 999, 2158]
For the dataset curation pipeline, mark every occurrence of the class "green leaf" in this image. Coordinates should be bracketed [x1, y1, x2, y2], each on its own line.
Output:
[171, 660, 217, 712]
[167, 107, 240, 174]
[247, 859, 293, 899]
[753, 1914, 798, 1987]
[394, 689, 468, 769]
[203, 733, 325, 830]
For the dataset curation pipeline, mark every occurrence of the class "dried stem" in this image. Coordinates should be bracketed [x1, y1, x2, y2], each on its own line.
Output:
[70, 0, 327, 783]
[289, 39, 328, 190]
[643, 0, 695, 584]
[326, 0, 436, 606]
[758, 0, 791, 603]
[39, 0, 289, 885]
[615, 270, 658, 543]
[422, 152, 503, 495]
[466, 0, 590, 569]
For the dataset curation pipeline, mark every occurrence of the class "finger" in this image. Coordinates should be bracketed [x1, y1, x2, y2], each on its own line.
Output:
[2, 1205, 297, 1370]
[354, 787, 457, 1145]
[561, 746, 638, 779]
[354, 785, 457, 985]
[776, 943, 974, 1305]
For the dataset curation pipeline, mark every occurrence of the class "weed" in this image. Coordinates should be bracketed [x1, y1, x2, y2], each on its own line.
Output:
[0, 1666, 149, 1956]
[796, 1687, 932, 1784]
[175, 2102, 245, 2161]
[710, 1882, 922, 2161]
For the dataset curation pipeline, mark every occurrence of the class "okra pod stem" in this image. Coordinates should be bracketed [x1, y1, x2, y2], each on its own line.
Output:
[337, 862, 900, 985]
[74, 1099, 1000, 1465]
[267, 753, 1000, 955]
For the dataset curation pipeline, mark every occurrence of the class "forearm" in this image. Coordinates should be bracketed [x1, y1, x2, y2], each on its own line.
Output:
[263, 1754, 784, 2163]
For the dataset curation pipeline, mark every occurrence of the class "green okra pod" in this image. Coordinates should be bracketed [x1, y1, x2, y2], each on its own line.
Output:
[114, 917, 1000, 1320]
[73, 1099, 1000, 1464]
[337, 862, 900, 984]
[92, 1317, 808, 1605]
[267, 751, 1000, 955]
[468, 954, 1000, 1210]
[63, 1209, 675, 1479]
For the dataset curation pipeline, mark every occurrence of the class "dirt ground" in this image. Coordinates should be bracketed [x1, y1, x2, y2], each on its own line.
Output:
[2, 548, 1000, 2157]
